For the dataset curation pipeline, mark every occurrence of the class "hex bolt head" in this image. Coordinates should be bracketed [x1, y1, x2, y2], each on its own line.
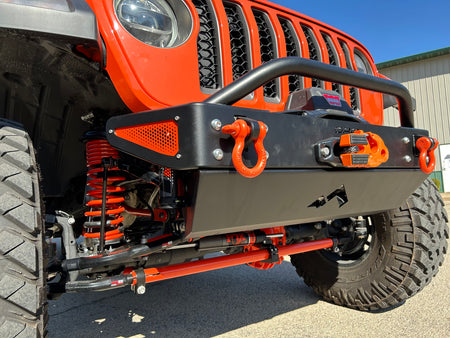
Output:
[213, 149, 224, 161]
[402, 137, 410, 144]
[68, 217, 76, 225]
[174, 116, 180, 121]
[136, 285, 146, 295]
[404, 155, 412, 163]
[108, 129, 114, 134]
[265, 151, 269, 159]
[320, 146, 331, 158]
[211, 119, 222, 131]
[176, 154, 182, 159]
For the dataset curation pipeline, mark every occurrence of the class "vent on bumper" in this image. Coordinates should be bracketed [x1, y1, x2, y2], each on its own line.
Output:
[115, 121, 179, 157]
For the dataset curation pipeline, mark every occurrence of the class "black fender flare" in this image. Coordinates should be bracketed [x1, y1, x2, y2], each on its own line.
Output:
[0, 0, 99, 46]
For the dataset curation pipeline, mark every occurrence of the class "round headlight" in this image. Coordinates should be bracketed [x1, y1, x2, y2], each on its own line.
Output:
[114, 0, 192, 48]
[354, 52, 372, 75]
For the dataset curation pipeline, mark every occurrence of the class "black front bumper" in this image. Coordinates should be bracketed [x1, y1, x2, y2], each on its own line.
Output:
[106, 102, 425, 170]
[106, 102, 429, 239]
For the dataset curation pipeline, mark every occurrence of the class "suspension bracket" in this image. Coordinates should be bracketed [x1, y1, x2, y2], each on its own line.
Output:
[261, 244, 280, 264]
[131, 269, 146, 295]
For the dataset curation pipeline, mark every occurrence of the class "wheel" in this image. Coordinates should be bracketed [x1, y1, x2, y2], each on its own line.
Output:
[0, 120, 47, 336]
[291, 178, 449, 310]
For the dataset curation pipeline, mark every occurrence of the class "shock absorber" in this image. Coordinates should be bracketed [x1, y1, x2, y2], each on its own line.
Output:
[84, 135, 125, 249]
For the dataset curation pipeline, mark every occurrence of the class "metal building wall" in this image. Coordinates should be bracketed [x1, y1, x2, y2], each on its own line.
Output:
[380, 53, 450, 173]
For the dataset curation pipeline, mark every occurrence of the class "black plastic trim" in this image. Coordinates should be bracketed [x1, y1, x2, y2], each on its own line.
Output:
[0, 0, 99, 44]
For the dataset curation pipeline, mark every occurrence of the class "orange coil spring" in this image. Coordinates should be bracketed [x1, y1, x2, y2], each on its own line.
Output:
[84, 139, 125, 241]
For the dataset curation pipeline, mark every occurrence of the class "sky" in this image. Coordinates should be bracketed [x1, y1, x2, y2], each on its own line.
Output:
[273, 0, 450, 64]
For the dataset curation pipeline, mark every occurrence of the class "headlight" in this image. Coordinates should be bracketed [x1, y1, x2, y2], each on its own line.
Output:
[114, 0, 193, 48]
[354, 51, 372, 75]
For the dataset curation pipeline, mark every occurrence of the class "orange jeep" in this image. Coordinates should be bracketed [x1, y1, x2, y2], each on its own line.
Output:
[0, 1, 447, 336]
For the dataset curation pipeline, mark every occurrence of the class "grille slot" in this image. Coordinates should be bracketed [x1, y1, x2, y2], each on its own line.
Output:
[224, 2, 251, 81]
[279, 18, 302, 93]
[253, 9, 278, 100]
[322, 33, 342, 95]
[193, 0, 221, 90]
[339, 40, 360, 113]
[301, 24, 322, 88]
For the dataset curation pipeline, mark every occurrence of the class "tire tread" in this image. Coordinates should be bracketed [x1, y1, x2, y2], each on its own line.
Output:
[291, 178, 449, 310]
[0, 121, 47, 337]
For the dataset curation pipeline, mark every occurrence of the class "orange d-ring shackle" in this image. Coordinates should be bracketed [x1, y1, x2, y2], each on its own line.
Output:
[416, 137, 438, 174]
[222, 119, 268, 178]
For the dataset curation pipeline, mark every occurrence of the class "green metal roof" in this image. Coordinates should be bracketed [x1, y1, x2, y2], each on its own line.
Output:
[376, 47, 450, 69]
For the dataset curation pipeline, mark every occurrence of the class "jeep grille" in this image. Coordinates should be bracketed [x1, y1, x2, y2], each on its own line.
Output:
[192, 0, 364, 111]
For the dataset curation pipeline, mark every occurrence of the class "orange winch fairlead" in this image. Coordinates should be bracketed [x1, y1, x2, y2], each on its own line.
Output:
[222, 119, 268, 178]
[339, 130, 389, 168]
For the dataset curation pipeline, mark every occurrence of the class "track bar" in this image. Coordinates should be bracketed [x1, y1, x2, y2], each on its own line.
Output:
[65, 238, 334, 292]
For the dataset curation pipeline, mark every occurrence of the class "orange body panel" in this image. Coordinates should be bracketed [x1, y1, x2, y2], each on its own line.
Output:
[85, 0, 384, 124]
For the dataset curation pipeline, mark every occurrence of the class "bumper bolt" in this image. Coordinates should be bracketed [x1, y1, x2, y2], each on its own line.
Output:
[211, 119, 222, 131]
[213, 149, 224, 161]
[404, 155, 412, 163]
[321, 146, 331, 158]
[402, 137, 410, 144]
[136, 285, 146, 295]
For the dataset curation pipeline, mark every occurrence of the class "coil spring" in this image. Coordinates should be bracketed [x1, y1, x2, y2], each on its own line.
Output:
[84, 139, 125, 242]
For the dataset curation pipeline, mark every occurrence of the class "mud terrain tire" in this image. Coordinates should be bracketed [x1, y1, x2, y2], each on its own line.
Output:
[0, 120, 47, 336]
[291, 178, 449, 310]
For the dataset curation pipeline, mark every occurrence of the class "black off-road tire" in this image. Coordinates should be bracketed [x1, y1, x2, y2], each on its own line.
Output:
[291, 178, 449, 310]
[0, 120, 47, 337]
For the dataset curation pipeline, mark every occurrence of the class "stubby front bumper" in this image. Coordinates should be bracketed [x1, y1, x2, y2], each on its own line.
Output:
[106, 102, 430, 239]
